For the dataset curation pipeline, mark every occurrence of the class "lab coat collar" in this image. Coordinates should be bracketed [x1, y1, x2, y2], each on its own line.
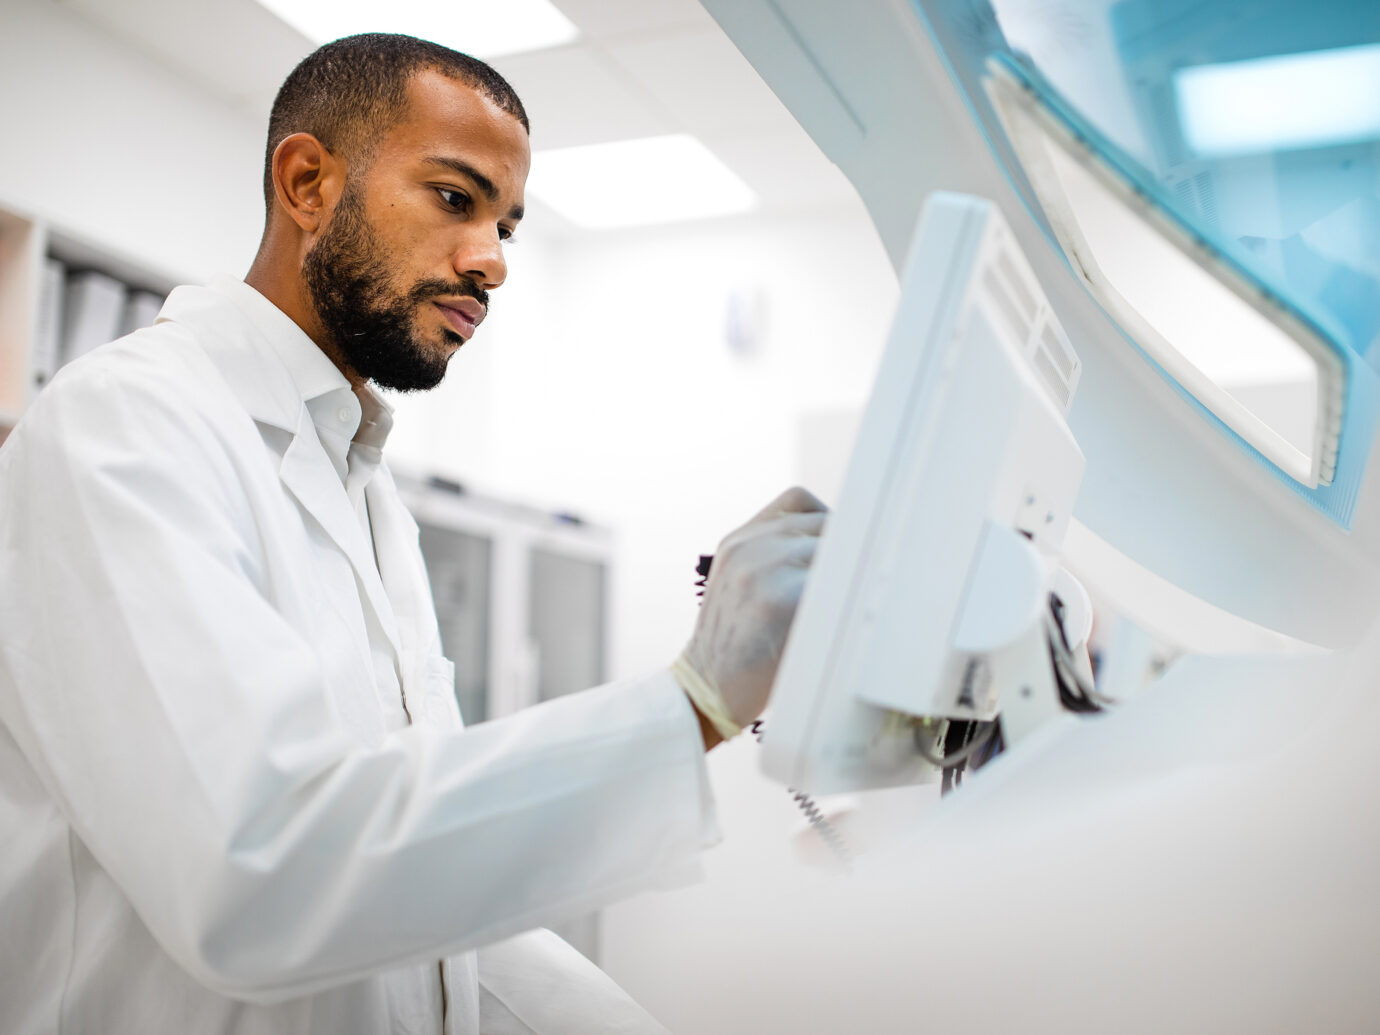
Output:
[159, 276, 325, 435]
[159, 278, 405, 663]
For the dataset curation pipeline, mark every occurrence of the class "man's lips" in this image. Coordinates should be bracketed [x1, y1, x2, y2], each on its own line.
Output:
[433, 297, 486, 339]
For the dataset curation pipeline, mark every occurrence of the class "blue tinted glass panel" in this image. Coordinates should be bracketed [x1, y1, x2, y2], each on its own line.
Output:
[911, 0, 1380, 524]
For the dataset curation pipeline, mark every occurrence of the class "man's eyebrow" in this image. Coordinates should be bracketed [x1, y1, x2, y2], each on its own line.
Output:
[423, 155, 525, 220]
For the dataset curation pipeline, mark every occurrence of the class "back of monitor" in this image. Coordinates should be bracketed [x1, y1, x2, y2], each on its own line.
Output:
[762, 192, 1084, 795]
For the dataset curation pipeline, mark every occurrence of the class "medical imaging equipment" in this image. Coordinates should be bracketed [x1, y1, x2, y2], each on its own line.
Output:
[694, 0, 1380, 797]
[761, 192, 1088, 794]
[684, 2, 1380, 1026]
[701, 0, 1380, 661]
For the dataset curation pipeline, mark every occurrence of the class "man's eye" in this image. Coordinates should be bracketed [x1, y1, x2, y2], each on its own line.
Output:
[437, 188, 469, 211]
[498, 226, 518, 243]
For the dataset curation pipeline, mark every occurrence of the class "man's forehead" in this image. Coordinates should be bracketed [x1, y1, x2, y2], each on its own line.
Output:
[400, 70, 525, 141]
[388, 71, 530, 179]
[369, 71, 529, 207]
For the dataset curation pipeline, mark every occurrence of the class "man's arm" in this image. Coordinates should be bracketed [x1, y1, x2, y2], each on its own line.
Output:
[0, 357, 717, 1003]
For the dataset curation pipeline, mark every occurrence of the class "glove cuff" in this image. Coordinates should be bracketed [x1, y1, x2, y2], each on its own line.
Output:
[670, 653, 743, 742]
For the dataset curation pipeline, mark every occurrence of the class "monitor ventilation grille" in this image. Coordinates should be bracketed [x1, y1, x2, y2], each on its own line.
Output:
[982, 256, 1080, 415]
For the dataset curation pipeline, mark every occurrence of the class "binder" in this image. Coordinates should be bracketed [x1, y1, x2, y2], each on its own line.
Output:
[32, 257, 66, 390]
[61, 270, 125, 364]
[118, 290, 165, 336]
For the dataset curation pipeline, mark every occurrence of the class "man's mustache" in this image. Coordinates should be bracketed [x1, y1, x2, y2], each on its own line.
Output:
[412, 277, 489, 311]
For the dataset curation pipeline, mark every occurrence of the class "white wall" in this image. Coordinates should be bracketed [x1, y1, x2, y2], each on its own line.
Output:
[0, 0, 267, 280]
[388, 209, 898, 681]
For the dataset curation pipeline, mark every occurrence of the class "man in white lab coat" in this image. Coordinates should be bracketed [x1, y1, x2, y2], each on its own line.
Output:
[0, 33, 824, 1034]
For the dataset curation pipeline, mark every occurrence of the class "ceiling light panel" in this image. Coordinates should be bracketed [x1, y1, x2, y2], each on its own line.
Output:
[254, 0, 579, 58]
[1175, 43, 1380, 158]
[526, 134, 758, 229]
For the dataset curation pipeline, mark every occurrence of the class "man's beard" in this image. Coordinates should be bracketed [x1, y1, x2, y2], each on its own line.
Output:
[302, 185, 488, 392]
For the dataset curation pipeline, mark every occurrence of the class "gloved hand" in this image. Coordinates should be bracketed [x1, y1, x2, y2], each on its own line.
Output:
[673, 487, 827, 745]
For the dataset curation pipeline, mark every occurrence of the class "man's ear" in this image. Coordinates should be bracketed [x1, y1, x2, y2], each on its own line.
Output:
[269, 133, 346, 234]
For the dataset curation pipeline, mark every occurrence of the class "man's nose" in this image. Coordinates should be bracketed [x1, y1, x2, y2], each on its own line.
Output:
[453, 226, 507, 291]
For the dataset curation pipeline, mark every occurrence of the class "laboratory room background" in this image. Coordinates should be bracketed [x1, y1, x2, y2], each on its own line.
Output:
[3, 0, 1380, 1033]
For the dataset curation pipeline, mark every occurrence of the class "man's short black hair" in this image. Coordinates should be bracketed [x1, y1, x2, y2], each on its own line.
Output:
[263, 33, 529, 208]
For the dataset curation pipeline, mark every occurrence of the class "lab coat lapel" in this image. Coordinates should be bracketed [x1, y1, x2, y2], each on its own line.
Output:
[165, 281, 405, 667]
[277, 412, 404, 661]
[365, 466, 428, 694]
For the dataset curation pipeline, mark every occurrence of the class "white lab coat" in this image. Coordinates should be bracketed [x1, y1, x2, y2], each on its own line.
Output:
[0, 279, 717, 1033]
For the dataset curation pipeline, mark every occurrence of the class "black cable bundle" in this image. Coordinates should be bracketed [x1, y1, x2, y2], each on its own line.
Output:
[1047, 593, 1103, 714]
[913, 719, 1000, 796]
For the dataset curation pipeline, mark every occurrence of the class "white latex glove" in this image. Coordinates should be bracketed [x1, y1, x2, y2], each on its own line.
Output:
[673, 486, 827, 742]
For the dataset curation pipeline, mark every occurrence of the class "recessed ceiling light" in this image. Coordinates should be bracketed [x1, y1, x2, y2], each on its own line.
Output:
[255, 0, 579, 59]
[1175, 43, 1380, 158]
[526, 134, 758, 230]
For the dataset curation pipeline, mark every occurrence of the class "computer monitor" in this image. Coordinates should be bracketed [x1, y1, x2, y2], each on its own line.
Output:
[761, 192, 1084, 795]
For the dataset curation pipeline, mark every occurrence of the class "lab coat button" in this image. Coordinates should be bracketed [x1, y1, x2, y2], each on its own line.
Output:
[337, 407, 351, 423]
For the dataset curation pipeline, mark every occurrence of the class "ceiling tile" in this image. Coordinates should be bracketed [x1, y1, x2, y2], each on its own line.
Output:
[491, 45, 671, 150]
[604, 29, 801, 137]
[48, 0, 860, 218]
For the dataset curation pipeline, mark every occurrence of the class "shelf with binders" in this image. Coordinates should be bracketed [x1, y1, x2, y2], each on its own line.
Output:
[0, 206, 40, 431]
[0, 198, 181, 437]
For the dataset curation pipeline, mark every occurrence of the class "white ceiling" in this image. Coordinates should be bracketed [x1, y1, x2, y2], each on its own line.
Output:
[51, 0, 862, 234]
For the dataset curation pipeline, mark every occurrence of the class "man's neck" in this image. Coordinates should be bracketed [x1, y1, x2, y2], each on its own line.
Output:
[245, 255, 366, 390]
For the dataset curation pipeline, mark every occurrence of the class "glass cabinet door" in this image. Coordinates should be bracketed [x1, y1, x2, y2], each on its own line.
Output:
[417, 523, 493, 725]
[528, 548, 607, 701]
[528, 546, 608, 962]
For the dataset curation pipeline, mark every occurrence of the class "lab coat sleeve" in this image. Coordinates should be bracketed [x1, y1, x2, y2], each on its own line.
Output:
[477, 930, 670, 1034]
[0, 359, 720, 1003]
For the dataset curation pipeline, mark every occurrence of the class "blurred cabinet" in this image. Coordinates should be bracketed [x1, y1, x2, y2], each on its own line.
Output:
[395, 472, 615, 964]
[398, 472, 614, 723]
[418, 523, 494, 725]
[530, 548, 607, 703]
